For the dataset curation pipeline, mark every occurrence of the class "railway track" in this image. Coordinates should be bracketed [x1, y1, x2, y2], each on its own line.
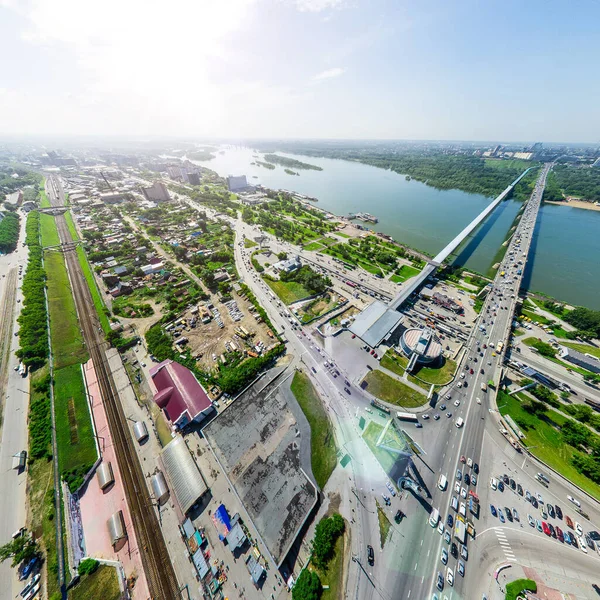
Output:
[47, 180, 179, 599]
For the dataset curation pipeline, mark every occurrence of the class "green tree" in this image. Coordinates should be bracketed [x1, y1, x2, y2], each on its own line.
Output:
[78, 557, 99, 576]
[312, 514, 345, 569]
[292, 570, 321, 600]
[0, 535, 40, 568]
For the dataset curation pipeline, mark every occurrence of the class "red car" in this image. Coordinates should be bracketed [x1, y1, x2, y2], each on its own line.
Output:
[370, 349, 375, 355]
[556, 526, 564, 543]
[469, 369, 474, 375]
[542, 521, 551, 536]
[565, 515, 574, 529]
[352, 334, 356, 339]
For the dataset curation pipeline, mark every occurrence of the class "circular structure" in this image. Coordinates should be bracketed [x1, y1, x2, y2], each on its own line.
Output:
[400, 327, 442, 365]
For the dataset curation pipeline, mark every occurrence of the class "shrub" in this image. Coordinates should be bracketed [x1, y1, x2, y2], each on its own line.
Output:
[78, 558, 99, 576]
[292, 570, 321, 600]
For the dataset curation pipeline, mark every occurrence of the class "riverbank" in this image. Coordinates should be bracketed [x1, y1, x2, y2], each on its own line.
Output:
[544, 199, 600, 212]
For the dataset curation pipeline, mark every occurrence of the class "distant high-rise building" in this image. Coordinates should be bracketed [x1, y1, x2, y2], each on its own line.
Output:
[187, 172, 201, 186]
[141, 181, 171, 202]
[227, 175, 248, 192]
[167, 165, 185, 181]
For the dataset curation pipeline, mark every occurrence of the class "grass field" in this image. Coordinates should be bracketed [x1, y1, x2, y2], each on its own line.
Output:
[39, 189, 51, 208]
[68, 565, 121, 600]
[381, 349, 455, 387]
[291, 371, 337, 489]
[64, 211, 78, 240]
[243, 238, 257, 248]
[39, 213, 60, 247]
[391, 264, 421, 284]
[310, 533, 345, 600]
[498, 392, 600, 500]
[54, 364, 97, 475]
[377, 502, 392, 547]
[505, 578, 537, 600]
[562, 342, 600, 360]
[298, 293, 338, 323]
[361, 370, 427, 407]
[76, 246, 111, 334]
[303, 241, 324, 252]
[264, 277, 311, 305]
[335, 231, 351, 238]
[45, 251, 88, 368]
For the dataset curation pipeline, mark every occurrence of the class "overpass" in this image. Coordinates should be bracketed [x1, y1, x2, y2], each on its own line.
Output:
[389, 168, 532, 310]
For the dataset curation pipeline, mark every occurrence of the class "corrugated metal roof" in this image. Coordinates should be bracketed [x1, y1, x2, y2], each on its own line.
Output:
[160, 435, 207, 515]
[350, 301, 403, 348]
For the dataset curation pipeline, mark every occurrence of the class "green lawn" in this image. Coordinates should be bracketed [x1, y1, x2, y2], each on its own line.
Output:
[68, 565, 121, 600]
[291, 371, 337, 489]
[64, 211, 78, 240]
[45, 252, 88, 369]
[498, 392, 600, 500]
[40, 213, 60, 247]
[303, 241, 324, 252]
[377, 502, 392, 547]
[243, 238, 257, 248]
[505, 578, 537, 600]
[381, 349, 455, 386]
[361, 370, 427, 407]
[391, 264, 421, 284]
[54, 364, 97, 476]
[39, 189, 51, 208]
[335, 231, 351, 238]
[309, 531, 345, 600]
[562, 342, 600, 360]
[76, 246, 111, 334]
[264, 277, 311, 304]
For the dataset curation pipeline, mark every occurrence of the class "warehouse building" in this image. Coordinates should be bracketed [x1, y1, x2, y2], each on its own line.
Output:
[558, 346, 600, 374]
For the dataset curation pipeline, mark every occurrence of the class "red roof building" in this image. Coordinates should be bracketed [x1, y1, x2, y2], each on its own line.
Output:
[150, 359, 213, 428]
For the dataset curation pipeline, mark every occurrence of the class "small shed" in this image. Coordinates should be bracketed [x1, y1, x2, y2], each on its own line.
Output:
[107, 510, 127, 548]
[133, 421, 149, 443]
[96, 462, 114, 491]
[151, 471, 170, 505]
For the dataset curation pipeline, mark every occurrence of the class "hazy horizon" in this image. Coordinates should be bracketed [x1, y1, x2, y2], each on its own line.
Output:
[1, 0, 599, 142]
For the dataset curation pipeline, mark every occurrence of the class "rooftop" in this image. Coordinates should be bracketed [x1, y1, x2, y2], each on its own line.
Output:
[203, 373, 317, 566]
[350, 300, 404, 348]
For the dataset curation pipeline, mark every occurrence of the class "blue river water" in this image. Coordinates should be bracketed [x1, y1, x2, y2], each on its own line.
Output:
[193, 147, 600, 308]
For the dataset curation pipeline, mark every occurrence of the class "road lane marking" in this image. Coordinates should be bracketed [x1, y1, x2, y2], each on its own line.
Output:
[414, 562, 418, 570]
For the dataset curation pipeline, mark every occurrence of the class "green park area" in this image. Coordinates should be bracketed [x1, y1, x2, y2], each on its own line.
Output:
[291, 371, 337, 489]
[54, 364, 98, 491]
[39, 213, 60, 247]
[390, 264, 421, 284]
[381, 349, 456, 387]
[45, 251, 88, 368]
[243, 238, 257, 248]
[498, 392, 600, 500]
[265, 277, 311, 304]
[69, 565, 121, 600]
[361, 369, 427, 407]
[303, 241, 325, 252]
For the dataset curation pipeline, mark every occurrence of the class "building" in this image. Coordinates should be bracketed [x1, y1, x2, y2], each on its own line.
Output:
[227, 175, 248, 192]
[141, 181, 171, 203]
[187, 172, 201, 186]
[349, 300, 404, 348]
[420, 289, 464, 314]
[558, 346, 600, 374]
[240, 194, 268, 206]
[399, 327, 442, 365]
[273, 255, 301, 274]
[160, 435, 208, 515]
[141, 262, 163, 275]
[150, 359, 213, 428]
[21, 201, 37, 212]
[99, 192, 126, 204]
[4, 190, 23, 207]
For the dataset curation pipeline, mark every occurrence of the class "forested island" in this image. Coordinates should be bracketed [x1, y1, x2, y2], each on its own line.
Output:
[187, 149, 215, 161]
[263, 154, 323, 171]
[543, 164, 600, 202]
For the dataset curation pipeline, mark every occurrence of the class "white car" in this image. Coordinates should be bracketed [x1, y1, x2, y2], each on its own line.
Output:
[576, 522, 583, 536]
[579, 536, 588, 553]
[454, 481, 461, 494]
[467, 458, 473, 468]
[460, 487, 467, 499]
[446, 567, 454, 586]
[476, 397, 482, 404]
[454, 399, 460, 407]
[536, 493, 543, 504]
[568, 495, 581, 508]
[490, 477, 498, 490]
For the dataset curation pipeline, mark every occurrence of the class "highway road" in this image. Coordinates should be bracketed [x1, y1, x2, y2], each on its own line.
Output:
[0, 216, 32, 600]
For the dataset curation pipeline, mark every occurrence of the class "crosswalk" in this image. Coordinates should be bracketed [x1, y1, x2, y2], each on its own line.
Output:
[495, 528, 516, 562]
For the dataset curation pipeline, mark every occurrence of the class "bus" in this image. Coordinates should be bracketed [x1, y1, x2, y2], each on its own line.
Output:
[429, 508, 440, 528]
[396, 411, 418, 422]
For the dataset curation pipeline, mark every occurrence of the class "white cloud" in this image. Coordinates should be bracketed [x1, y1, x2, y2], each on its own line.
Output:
[312, 67, 346, 81]
[292, 0, 345, 12]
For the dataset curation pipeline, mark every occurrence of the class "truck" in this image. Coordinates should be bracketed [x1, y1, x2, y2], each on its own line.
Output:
[371, 399, 390, 415]
[496, 341, 504, 353]
[454, 516, 467, 545]
[481, 382, 488, 392]
[12, 450, 26, 470]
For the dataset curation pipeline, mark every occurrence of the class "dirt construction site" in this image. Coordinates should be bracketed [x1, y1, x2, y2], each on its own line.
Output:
[166, 289, 277, 371]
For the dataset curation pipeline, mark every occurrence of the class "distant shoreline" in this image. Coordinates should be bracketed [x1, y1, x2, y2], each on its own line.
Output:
[545, 199, 600, 212]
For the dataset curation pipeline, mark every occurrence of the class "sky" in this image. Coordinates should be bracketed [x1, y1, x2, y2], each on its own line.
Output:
[0, 0, 599, 142]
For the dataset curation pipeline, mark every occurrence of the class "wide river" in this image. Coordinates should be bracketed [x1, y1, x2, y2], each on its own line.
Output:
[193, 147, 600, 309]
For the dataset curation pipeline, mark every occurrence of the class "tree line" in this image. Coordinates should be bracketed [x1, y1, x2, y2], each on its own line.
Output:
[0, 212, 20, 253]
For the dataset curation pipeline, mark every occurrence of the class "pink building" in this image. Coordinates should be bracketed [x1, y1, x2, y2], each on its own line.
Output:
[150, 359, 213, 428]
